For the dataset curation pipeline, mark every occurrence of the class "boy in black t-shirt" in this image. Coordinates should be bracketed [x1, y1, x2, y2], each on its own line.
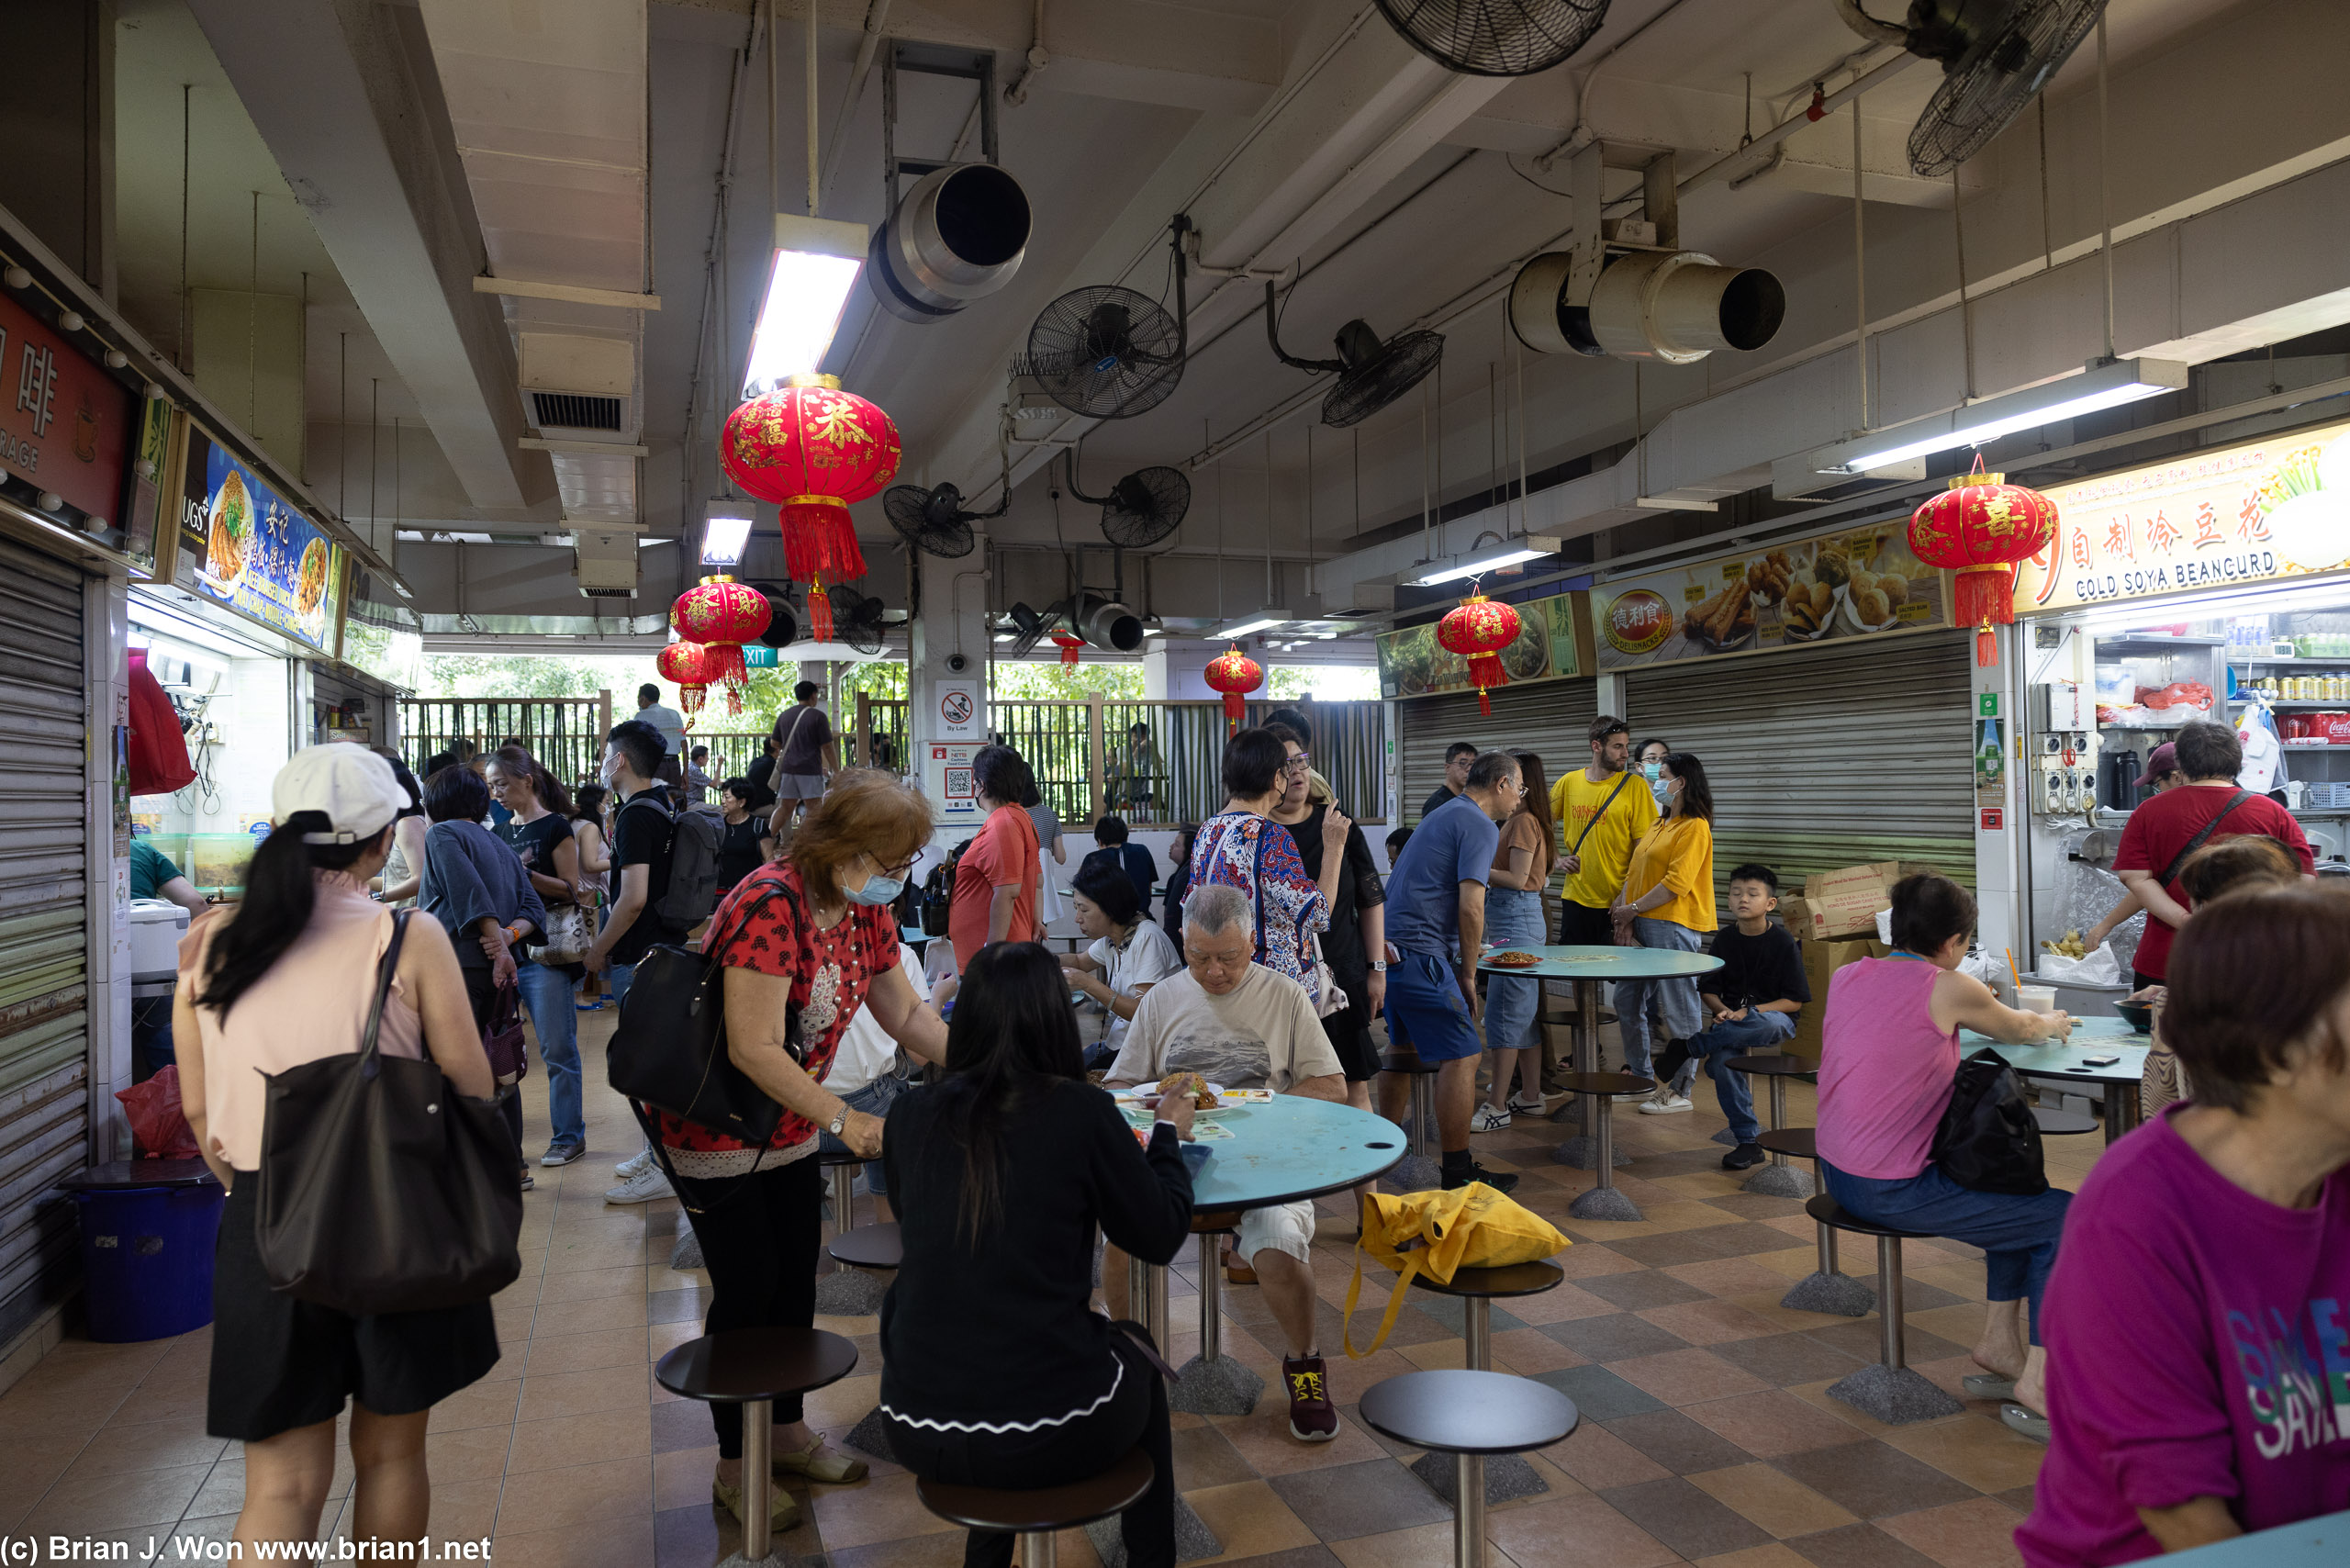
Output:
[583, 719, 681, 1001]
[1651, 864, 1810, 1170]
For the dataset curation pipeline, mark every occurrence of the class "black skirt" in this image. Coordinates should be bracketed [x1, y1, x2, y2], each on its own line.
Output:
[207, 1176, 502, 1442]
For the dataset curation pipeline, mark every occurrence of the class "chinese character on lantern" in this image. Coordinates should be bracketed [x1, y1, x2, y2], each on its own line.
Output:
[720, 375, 901, 640]
[1907, 461, 2061, 666]
[670, 576, 772, 715]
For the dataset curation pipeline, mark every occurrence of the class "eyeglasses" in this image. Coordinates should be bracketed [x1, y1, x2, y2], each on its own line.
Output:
[1282, 751, 1313, 774]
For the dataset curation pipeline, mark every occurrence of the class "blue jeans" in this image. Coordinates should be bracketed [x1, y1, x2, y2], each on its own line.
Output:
[1681, 1011, 1792, 1143]
[608, 962, 637, 1009]
[1482, 887, 1545, 1056]
[1613, 917, 1706, 1078]
[517, 959, 585, 1148]
[815, 1069, 910, 1196]
[1821, 1159, 2073, 1345]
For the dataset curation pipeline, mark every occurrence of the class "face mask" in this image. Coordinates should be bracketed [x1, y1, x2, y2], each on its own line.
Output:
[1642, 761, 1662, 781]
[844, 870, 905, 907]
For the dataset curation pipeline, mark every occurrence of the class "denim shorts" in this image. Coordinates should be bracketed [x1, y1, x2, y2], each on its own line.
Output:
[816, 1066, 911, 1195]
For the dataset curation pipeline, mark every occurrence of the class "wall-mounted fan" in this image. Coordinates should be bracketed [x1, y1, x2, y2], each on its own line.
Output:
[1373, 0, 1611, 77]
[1001, 599, 1054, 660]
[1062, 449, 1191, 548]
[1264, 281, 1445, 429]
[1017, 219, 1191, 420]
[882, 481, 1002, 558]
[1835, 0, 2107, 178]
[827, 585, 890, 656]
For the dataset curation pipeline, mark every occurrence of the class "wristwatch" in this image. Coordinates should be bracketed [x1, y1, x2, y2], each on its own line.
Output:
[1369, 958, 1388, 971]
[827, 1105, 849, 1137]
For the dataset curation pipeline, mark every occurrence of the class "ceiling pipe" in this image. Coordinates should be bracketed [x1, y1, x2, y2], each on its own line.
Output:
[817, 0, 893, 207]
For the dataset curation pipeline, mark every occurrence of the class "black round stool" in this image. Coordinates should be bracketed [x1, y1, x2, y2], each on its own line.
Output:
[1548, 1071, 1652, 1221]
[1762, 1129, 1873, 1318]
[1379, 1049, 1444, 1190]
[1803, 1195, 1965, 1425]
[1360, 1371, 1579, 1568]
[917, 1447, 1155, 1568]
[1722, 1054, 1817, 1197]
[2033, 1105, 2098, 1136]
[655, 1327, 860, 1565]
[1404, 1262, 1564, 1504]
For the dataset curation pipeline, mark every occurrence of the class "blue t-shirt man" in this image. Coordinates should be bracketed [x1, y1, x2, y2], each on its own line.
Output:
[1384, 793, 1501, 960]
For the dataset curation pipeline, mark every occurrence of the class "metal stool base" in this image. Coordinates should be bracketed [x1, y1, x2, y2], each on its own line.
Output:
[1548, 1136, 1630, 1170]
[1778, 1271, 1876, 1317]
[1825, 1361, 1965, 1424]
[1567, 1184, 1643, 1222]
[1169, 1353, 1264, 1416]
[1084, 1494, 1221, 1566]
[843, 1404, 897, 1462]
[671, 1229, 705, 1271]
[812, 1267, 889, 1316]
[1410, 1448, 1546, 1506]
[1383, 1155, 1444, 1192]
[1709, 1127, 1740, 1148]
[1741, 1161, 1815, 1199]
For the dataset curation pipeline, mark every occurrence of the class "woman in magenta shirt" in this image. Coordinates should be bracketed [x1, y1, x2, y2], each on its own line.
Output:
[1817, 874, 2076, 1428]
[2020, 883, 2350, 1564]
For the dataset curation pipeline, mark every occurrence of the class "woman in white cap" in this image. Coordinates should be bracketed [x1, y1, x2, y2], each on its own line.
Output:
[175, 745, 502, 1560]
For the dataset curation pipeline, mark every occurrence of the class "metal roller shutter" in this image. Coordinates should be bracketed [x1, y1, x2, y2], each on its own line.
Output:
[1399, 680, 1599, 823]
[0, 534, 88, 1342]
[1627, 633, 1975, 895]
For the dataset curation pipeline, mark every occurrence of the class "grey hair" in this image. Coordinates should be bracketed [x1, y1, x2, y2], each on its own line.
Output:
[1181, 881, 1255, 938]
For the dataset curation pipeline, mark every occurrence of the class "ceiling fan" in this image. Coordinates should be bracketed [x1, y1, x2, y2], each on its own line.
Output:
[1017, 218, 1192, 420]
[1061, 448, 1192, 549]
[1373, 0, 1611, 77]
[1264, 281, 1445, 429]
[1835, 0, 2108, 177]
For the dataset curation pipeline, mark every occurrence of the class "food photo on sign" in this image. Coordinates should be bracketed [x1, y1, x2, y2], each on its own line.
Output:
[177, 423, 346, 652]
[1594, 523, 1949, 670]
[1375, 589, 1584, 700]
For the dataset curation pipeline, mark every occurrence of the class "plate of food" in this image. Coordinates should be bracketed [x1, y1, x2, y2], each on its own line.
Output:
[294, 536, 330, 618]
[1840, 566, 1911, 633]
[1485, 949, 1545, 969]
[1120, 1073, 1226, 1109]
[202, 469, 253, 588]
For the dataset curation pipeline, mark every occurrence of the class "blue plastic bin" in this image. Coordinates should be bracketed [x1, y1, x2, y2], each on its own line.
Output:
[71, 1182, 225, 1341]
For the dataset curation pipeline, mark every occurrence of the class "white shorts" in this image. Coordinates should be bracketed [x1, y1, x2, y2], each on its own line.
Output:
[1237, 1199, 1315, 1268]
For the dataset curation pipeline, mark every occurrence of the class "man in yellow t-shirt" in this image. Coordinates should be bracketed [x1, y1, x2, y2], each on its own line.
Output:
[1548, 715, 1658, 946]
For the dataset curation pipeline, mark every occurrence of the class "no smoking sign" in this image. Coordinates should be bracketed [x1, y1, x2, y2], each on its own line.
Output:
[934, 678, 981, 740]
[941, 689, 972, 726]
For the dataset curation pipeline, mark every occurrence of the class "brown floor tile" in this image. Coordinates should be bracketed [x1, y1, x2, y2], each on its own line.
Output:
[1173, 1423, 1260, 1490]
[1540, 1313, 1688, 1362]
[1874, 1496, 2030, 1568]
[1326, 1519, 1460, 1568]
[1771, 1441, 1982, 1519]
[531, 1292, 650, 1336]
[485, 1515, 659, 1568]
[1602, 1409, 1759, 1475]
[1698, 1547, 1837, 1568]
[1881, 1414, 2047, 1495]
[1785, 1521, 1946, 1568]
[1635, 1299, 1783, 1346]
[1267, 1458, 1454, 1540]
[1707, 1332, 1869, 1389]
[1580, 1271, 1713, 1312]
[1484, 1491, 1684, 1568]
[1610, 1347, 1772, 1406]
[1551, 1245, 1645, 1280]
[1491, 1327, 1588, 1376]
[1686, 1462, 1859, 1539]
[1663, 1257, 1807, 1297]
[806, 1469, 960, 1551]
[1209, 1407, 1389, 1476]
[427, 1379, 523, 1433]
[1487, 1279, 1621, 1325]
[1184, 1478, 1323, 1565]
[492, 1454, 654, 1536]
[1539, 1422, 1673, 1491]
[1681, 1390, 1870, 1458]
[525, 1327, 654, 1376]
[424, 1423, 516, 1482]
[22, 1460, 211, 1536]
[1602, 1474, 1776, 1559]
[516, 1364, 653, 1423]
[822, 1529, 974, 1568]
[536, 1264, 647, 1304]
[1801, 1319, 1969, 1367]
[506, 1406, 654, 1473]
[57, 1418, 229, 1477]
[1228, 1545, 1346, 1568]
[1606, 1230, 1734, 1268]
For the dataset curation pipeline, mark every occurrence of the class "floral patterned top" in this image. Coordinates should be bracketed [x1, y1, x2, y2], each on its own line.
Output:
[1190, 810, 1329, 1001]
[653, 860, 898, 1180]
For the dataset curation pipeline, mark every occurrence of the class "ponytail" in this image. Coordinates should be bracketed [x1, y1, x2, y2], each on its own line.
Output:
[196, 811, 386, 1015]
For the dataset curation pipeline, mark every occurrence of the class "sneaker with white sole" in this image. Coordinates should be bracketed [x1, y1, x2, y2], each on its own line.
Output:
[613, 1148, 654, 1179]
[1612, 1090, 1654, 1103]
[1638, 1094, 1693, 1115]
[1468, 1103, 1511, 1133]
[1505, 1092, 1547, 1115]
[604, 1164, 671, 1204]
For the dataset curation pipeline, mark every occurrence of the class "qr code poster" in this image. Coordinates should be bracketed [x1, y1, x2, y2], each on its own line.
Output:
[945, 767, 972, 798]
[923, 742, 983, 823]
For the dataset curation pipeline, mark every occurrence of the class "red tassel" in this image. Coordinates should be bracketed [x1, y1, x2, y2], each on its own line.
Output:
[809, 584, 835, 643]
[781, 498, 869, 582]
[1976, 623, 1999, 666]
[1478, 688, 1494, 716]
[1224, 690, 1244, 733]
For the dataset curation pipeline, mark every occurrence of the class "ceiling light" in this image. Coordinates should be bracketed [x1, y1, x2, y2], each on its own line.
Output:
[743, 215, 868, 396]
[702, 505, 754, 566]
[1412, 533, 1561, 587]
[1216, 614, 1287, 639]
[1814, 359, 2190, 476]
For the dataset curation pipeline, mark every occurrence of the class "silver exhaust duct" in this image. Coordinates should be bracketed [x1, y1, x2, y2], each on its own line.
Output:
[1510, 249, 1784, 364]
[1079, 596, 1144, 653]
[868, 163, 1033, 324]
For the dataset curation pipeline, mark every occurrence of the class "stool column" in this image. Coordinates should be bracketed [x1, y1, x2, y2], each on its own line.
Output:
[1197, 1232, 1221, 1362]
[1463, 1297, 1491, 1372]
[1594, 1097, 1613, 1191]
[1127, 1254, 1157, 1342]
[831, 1164, 856, 1236]
[742, 1395, 776, 1562]
[1878, 1237, 1907, 1372]
[1411, 1074, 1434, 1159]
[1147, 1261, 1169, 1350]
[1454, 1454, 1487, 1568]
[1021, 1529, 1057, 1568]
[1766, 1079, 1787, 1161]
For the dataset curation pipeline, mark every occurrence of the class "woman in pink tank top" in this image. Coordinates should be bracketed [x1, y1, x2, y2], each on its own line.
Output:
[1817, 874, 2078, 1436]
[176, 746, 500, 1561]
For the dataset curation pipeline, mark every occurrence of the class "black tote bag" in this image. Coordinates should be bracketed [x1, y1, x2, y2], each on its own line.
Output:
[605, 880, 796, 1147]
[1930, 1047, 2049, 1196]
[253, 911, 524, 1315]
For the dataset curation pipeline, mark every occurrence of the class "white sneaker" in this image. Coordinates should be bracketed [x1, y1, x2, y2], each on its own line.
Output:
[1469, 1104, 1511, 1133]
[1505, 1092, 1547, 1115]
[1639, 1093, 1694, 1115]
[605, 1164, 671, 1204]
[614, 1147, 654, 1179]
[1612, 1090, 1654, 1103]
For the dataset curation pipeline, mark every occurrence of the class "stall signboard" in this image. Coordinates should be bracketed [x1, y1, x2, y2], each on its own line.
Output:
[122, 398, 180, 580]
[2014, 417, 2350, 612]
[0, 291, 137, 529]
[178, 423, 346, 652]
[1592, 520, 1951, 670]
[1376, 588, 1588, 701]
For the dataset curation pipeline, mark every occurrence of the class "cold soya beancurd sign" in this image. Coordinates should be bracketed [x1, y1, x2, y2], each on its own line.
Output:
[1592, 522, 1951, 670]
[2014, 417, 2350, 611]
[178, 423, 347, 654]
[1377, 588, 1587, 700]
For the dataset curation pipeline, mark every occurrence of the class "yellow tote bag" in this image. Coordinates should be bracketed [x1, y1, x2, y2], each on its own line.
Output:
[1341, 1182, 1571, 1359]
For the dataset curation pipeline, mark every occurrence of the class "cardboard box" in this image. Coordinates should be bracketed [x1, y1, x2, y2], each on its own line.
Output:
[1793, 862, 1903, 941]
[1789, 935, 1891, 1062]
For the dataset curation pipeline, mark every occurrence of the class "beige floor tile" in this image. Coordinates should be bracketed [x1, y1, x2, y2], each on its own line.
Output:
[1695, 1547, 1833, 1568]
[23, 1459, 211, 1537]
[490, 1455, 653, 1536]
[804, 1470, 960, 1550]
[1485, 1492, 1683, 1568]
[476, 1515, 656, 1568]
[523, 1327, 653, 1376]
[422, 1423, 513, 1482]
[530, 1292, 649, 1337]
[1180, 1478, 1321, 1565]
[505, 1406, 653, 1473]
[1875, 1495, 2031, 1568]
[1883, 1413, 2050, 1495]
[1207, 1406, 1388, 1475]
[515, 1364, 649, 1423]
[1330, 1519, 1481, 1568]
[1686, 1462, 1859, 1538]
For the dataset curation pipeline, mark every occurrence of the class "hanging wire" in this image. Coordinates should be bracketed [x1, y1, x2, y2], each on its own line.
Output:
[1852, 92, 1870, 431]
[1953, 168, 1975, 403]
[1263, 429, 1273, 606]
[2036, 95, 2054, 276]
[2096, 12, 2116, 361]
[1513, 296, 1529, 541]
[179, 84, 192, 371]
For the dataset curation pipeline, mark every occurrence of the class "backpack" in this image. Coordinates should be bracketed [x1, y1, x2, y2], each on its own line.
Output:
[1930, 1047, 2048, 1195]
[622, 794, 722, 928]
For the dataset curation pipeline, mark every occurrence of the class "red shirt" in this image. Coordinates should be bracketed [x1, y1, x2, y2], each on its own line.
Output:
[949, 804, 1039, 973]
[653, 860, 897, 1164]
[2111, 784, 2311, 979]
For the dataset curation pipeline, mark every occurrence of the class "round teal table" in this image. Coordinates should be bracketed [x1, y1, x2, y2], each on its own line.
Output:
[1960, 1015, 2149, 1147]
[1476, 945, 1724, 1193]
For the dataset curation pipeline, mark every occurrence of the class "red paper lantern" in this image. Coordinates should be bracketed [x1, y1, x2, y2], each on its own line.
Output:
[1437, 589, 1523, 715]
[1908, 463, 2060, 666]
[720, 374, 901, 636]
[671, 575, 771, 711]
[1203, 644, 1263, 734]
[655, 640, 714, 722]
[1051, 633, 1086, 667]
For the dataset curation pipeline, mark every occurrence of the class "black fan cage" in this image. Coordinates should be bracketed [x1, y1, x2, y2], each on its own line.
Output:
[828, 588, 889, 654]
[1323, 330, 1444, 430]
[1908, 0, 2104, 177]
[1102, 466, 1192, 548]
[1021, 285, 1186, 420]
[1373, 0, 1610, 78]
[882, 486, 978, 558]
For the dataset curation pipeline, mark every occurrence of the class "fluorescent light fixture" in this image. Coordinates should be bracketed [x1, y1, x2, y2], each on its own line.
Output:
[702, 504, 755, 566]
[1216, 615, 1287, 639]
[1817, 359, 2190, 475]
[743, 214, 868, 396]
[1412, 533, 1561, 587]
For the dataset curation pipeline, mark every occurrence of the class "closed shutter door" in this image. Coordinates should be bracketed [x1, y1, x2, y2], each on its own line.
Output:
[0, 535, 88, 1339]
[1399, 681, 1598, 824]
[1628, 633, 1975, 896]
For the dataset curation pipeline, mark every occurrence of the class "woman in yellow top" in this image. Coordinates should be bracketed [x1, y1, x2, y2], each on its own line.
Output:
[1609, 752, 1718, 1093]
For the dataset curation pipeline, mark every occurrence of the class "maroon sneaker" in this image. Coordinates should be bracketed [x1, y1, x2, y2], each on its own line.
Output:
[1283, 1355, 1338, 1442]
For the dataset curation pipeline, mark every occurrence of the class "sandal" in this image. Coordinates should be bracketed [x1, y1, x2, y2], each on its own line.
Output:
[1999, 1403, 2051, 1444]
[774, 1437, 867, 1484]
[713, 1474, 801, 1531]
[1962, 1373, 2018, 1400]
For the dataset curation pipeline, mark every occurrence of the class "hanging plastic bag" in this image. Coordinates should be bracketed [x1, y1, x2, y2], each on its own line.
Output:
[2037, 942, 2122, 987]
[117, 1066, 201, 1159]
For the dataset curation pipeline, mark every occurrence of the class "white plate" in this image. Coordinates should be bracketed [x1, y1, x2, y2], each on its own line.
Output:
[1841, 585, 1901, 634]
[1117, 1080, 1228, 1103]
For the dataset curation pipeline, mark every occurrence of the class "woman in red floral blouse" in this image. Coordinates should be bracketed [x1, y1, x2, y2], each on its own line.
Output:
[661, 769, 947, 1531]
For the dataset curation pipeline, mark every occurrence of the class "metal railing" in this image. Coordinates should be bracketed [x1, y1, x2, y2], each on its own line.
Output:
[398, 694, 613, 791]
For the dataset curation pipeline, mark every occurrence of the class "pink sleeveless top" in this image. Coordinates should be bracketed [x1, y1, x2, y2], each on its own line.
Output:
[1815, 957, 1958, 1180]
[190, 870, 424, 1170]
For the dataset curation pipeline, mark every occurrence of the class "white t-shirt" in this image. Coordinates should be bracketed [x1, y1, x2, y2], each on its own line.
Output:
[1086, 921, 1183, 1056]
[638, 702, 688, 759]
[825, 944, 928, 1098]
[1109, 963, 1341, 1092]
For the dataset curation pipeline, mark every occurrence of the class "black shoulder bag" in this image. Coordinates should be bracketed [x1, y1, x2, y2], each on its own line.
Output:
[253, 910, 525, 1314]
[1930, 1047, 2048, 1196]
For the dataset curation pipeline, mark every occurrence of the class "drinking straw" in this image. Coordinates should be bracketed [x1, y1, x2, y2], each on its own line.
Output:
[2006, 948, 2022, 996]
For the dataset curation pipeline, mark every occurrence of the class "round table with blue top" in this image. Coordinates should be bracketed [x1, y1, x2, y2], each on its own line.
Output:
[1960, 1014, 2149, 1147]
[1475, 945, 1724, 1170]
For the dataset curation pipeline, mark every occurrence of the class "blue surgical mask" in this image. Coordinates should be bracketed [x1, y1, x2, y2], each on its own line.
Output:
[845, 871, 905, 907]
[1641, 760, 1662, 781]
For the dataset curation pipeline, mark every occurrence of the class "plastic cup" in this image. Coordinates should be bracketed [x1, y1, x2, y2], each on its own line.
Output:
[2018, 984, 2057, 1014]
